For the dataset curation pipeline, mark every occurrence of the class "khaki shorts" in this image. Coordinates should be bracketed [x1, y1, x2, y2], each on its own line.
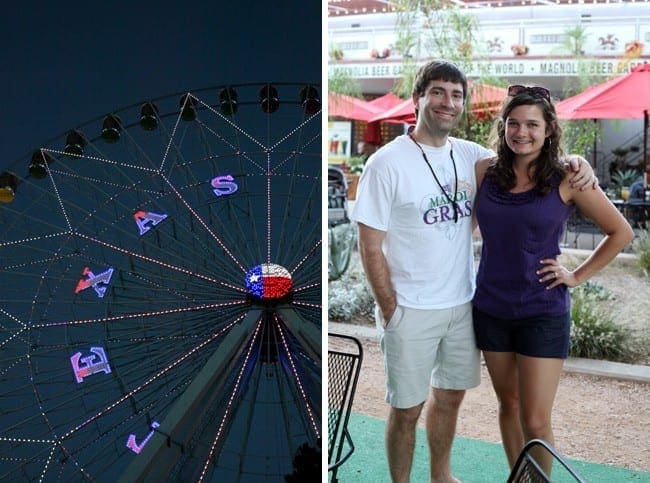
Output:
[376, 302, 480, 409]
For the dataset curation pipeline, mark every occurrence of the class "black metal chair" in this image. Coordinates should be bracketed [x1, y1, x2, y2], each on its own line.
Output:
[562, 207, 602, 250]
[327, 333, 363, 483]
[507, 439, 587, 483]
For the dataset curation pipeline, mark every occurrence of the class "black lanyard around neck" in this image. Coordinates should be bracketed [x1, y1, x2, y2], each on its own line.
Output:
[408, 133, 459, 223]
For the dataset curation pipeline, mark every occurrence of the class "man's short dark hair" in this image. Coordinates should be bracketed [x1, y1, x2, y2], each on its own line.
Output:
[412, 60, 468, 100]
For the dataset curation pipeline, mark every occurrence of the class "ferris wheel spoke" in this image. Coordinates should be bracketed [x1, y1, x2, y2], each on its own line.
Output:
[279, 212, 320, 272]
[158, 173, 246, 273]
[30, 300, 246, 330]
[275, 306, 320, 364]
[0, 438, 57, 480]
[119, 309, 262, 481]
[203, 184, 267, 267]
[39, 152, 160, 234]
[35, 157, 246, 284]
[156, 101, 188, 174]
[268, 109, 320, 155]
[51, 313, 245, 445]
[25, 313, 245, 442]
[72, 232, 245, 292]
[198, 318, 301, 480]
[269, 202, 319, 269]
[274, 316, 320, 439]
[193, 95, 267, 154]
[292, 238, 322, 276]
[194, 120, 267, 175]
[0, 308, 28, 349]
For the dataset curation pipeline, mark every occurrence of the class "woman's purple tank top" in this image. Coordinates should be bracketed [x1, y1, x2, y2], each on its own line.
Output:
[473, 176, 574, 319]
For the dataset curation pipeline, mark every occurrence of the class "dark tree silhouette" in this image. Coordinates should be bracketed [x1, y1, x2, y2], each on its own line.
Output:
[285, 439, 322, 483]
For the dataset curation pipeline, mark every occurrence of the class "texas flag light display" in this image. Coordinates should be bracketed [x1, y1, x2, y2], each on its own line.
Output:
[245, 263, 292, 301]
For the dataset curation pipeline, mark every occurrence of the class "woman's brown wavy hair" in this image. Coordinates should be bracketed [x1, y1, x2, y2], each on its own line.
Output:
[486, 92, 567, 195]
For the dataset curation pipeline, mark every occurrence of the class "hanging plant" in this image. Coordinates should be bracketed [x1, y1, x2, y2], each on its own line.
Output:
[624, 40, 644, 57]
[329, 45, 344, 61]
[511, 43, 529, 56]
[457, 41, 472, 57]
[370, 46, 391, 59]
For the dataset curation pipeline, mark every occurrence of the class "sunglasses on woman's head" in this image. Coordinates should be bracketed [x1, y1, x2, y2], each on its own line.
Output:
[507, 85, 551, 101]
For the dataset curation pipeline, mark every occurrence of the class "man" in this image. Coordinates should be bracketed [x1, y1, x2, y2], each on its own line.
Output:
[628, 175, 647, 228]
[350, 60, 593, 482]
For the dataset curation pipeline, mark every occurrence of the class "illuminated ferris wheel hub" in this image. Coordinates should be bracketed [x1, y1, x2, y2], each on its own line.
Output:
[245, 263, 293, 300]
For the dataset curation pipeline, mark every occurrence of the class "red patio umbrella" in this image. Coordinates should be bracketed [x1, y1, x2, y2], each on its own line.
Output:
[367, 81, 507, 124]
[367, 98, 415, 124]
[470, 82, 509, 109]
[367, 92, 403, 110]
[554, 85, 603, 117]
[555, 63, 650, 173]
[365, 93, 406, 143]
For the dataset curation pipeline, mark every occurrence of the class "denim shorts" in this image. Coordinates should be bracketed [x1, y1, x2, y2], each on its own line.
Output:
[472, 306, 570, 359]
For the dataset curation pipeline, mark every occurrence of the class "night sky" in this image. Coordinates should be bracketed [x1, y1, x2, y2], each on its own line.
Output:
[0, 1, 322, 170]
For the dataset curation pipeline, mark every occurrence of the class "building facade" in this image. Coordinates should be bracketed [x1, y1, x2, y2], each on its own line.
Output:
[328, 1, 650, 179]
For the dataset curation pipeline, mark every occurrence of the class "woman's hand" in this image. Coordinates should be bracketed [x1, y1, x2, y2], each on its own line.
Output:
[538, 258, 579, 289]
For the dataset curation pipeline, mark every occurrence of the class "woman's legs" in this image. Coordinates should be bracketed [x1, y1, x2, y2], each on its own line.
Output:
[483, 351, 525, 468]
[517, 354, 564, 475]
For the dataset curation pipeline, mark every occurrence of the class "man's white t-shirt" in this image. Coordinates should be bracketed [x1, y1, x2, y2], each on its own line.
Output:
[351, 134, 492, 310]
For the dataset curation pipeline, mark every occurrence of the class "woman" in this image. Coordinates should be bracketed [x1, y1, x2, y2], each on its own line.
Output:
[472, 84, 634, 475]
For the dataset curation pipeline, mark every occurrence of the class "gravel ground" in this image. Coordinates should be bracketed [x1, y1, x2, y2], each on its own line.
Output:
[347, 337, 650, 471]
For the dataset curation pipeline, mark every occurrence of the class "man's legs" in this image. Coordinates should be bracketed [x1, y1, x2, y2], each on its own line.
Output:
[386, 403, 424, 483]
[381, 303, 477, 482]
[426, 388, 465, 483]
[378, 305, 437, 482]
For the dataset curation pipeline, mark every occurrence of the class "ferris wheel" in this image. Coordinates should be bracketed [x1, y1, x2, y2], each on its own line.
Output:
[0, 82, 322, 481]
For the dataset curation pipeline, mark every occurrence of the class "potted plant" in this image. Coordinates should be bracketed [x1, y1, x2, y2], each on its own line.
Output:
[348, 156, 365, 174]
[611, 168, 639, 200]
[345, 156, 365, 200]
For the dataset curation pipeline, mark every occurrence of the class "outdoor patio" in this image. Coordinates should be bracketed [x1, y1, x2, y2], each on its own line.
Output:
[334, 413, 648, 482]
[328, 324, 650, 482]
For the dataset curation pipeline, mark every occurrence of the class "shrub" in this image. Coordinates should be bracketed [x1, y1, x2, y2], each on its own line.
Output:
[575, 280, 614, 300]
[328, 250, 374, 323]
[328, 281, 374, 323]
[611, 168, 638, 189]
[569, 283, 639, 362]
[328, 224, 356, 281]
